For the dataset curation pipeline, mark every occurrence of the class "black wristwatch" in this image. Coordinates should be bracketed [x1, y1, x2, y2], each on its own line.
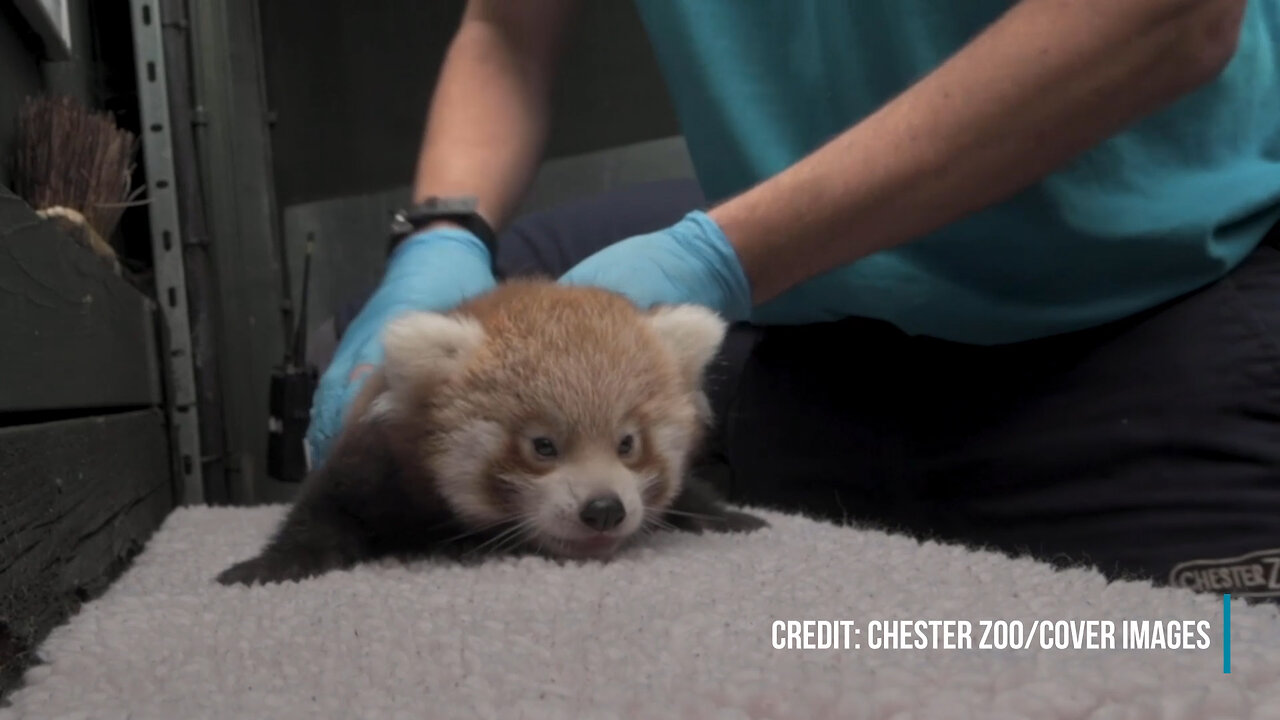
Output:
[388, 196, 499, 272]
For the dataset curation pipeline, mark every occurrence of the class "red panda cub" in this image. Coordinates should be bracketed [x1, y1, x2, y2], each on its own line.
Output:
[217, 279, 767, 585]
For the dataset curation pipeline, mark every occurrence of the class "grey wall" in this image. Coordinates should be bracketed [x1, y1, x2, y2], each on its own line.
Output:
[258, 0, 680, 208]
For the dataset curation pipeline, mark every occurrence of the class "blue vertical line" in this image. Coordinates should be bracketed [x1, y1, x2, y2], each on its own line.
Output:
[1223, 593, 1231, 674]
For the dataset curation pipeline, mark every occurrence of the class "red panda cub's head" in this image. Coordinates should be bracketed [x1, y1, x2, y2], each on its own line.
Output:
[368, 280, 728, 559]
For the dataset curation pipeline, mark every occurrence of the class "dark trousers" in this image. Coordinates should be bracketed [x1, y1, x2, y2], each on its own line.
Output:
[338, 178, 1280, 600]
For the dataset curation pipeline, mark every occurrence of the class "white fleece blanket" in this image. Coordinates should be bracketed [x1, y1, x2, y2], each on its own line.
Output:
[5, 505, 1280, 720]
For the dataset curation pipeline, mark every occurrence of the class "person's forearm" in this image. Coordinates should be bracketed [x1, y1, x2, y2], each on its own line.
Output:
[710, 0, 1247, 303]
[412, 0, 580, 231]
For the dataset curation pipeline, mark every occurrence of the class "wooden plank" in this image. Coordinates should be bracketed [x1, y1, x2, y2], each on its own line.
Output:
[0, 187, 162, 413]
[0, 409, 175, 698]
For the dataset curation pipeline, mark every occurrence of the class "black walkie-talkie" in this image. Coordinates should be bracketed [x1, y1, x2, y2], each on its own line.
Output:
[267, 235, 317, 483]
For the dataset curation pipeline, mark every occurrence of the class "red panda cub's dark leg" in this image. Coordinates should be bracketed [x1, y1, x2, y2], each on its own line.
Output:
[216, 416, 455, 586]
[215, 485, 373, 586]
[662, 475, 769, 534]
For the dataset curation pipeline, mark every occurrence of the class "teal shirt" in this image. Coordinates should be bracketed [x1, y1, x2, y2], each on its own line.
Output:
[631, 0, 1280, 344]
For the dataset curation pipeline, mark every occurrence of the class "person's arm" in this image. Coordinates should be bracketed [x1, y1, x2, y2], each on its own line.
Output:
[710, 0, 1248, 303]
[307, 1, 581, 468]
[411, 0, 581, 230]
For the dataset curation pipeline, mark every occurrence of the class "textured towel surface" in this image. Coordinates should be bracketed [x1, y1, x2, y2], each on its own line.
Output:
[5, 505, 1280, 719]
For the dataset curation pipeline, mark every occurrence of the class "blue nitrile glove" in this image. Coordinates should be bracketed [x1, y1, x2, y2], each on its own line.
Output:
[557, 210, 753, 321]
[306, 227, 496, 468]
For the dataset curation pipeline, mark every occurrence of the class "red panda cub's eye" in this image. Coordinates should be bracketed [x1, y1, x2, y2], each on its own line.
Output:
[531, 437, 558, 458]
[617, 434, 635, 457]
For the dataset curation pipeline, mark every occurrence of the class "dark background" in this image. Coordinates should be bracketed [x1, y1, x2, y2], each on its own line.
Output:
[259, 0, 680, 209]
[0, 4, 43, 191]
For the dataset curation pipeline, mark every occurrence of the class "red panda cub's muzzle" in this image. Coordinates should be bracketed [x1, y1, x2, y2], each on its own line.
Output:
[216, 279, 768, 586]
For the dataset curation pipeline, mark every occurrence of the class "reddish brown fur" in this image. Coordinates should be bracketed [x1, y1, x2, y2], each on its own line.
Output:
[352, 278, 709, 523]
[453, 280, 701, 513]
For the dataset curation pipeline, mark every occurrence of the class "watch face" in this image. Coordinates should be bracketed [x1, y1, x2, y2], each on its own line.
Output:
[389, 216, 413, 235]
[389, 196, 493, 254]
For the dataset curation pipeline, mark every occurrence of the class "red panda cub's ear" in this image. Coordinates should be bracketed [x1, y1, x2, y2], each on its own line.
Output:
[645, 304, 729, 389]
[380, 311, 486, 397]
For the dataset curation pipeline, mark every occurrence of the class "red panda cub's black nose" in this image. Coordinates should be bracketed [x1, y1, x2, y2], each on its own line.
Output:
[579, 493, 626, 531]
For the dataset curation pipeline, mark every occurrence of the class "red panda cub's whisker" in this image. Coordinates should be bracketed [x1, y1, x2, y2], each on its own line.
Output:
[441, 514, 529, 548]
[215, 279, 769, 586]
[642, 510, 678, 534]
[467, 516, 540, 557]
[658, 508, 719, 521]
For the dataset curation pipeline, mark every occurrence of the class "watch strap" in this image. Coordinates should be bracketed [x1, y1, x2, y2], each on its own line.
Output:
[387, 197, 499, 274]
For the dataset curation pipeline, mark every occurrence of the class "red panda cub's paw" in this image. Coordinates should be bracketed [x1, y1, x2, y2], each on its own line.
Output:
[216, 550, 337, 586]
[663, 475, 769, 534]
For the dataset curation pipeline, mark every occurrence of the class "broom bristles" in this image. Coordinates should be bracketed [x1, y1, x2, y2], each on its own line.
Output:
[10, 94, 142, 245]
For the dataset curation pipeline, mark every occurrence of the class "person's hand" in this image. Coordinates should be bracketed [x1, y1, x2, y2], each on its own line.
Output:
[557, 210, 753, 321]
[306, 227, 496, 467]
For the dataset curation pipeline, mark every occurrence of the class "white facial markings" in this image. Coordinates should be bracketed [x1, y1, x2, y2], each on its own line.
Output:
[649, 413, 695, 503]
[430, 418, 508, 525]
[528, 455, 648, 542]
